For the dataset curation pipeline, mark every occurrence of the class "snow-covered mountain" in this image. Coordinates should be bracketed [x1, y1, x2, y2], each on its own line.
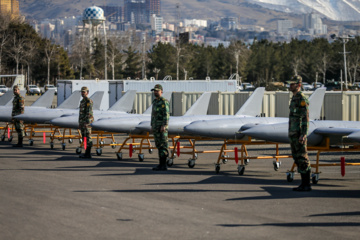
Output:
[250, 0, 360, 21]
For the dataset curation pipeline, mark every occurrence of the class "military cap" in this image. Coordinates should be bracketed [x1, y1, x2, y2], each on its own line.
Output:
[81, 86, 89, 92]
[288, 75, 302, 84]
[151, 84, 163, 91]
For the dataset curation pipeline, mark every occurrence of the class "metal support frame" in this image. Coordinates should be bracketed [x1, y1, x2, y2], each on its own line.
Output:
[287, 137, 360, 184]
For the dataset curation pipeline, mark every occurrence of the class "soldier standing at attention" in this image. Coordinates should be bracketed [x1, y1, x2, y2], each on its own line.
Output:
[79, 86, 94, 158]
[288, 75, 311, 191]
[151, 84, 170, 171]
[12, 85, 25, 147]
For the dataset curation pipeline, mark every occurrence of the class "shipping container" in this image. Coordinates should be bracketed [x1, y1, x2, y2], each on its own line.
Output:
[57, 79, 238, 109]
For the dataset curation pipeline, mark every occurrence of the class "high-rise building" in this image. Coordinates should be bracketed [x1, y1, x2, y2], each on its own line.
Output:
[146, 0, 160, 21]
[150, 14, 162, 34]
[99, 5, 123, 23]
[303, 13, 327, 35]
[0, 0, 19, 17]
[220, 17, 238, 30]
[277, 20, 293, 34]
[124, 0, 147, 24]
[124, 0, 161, 24]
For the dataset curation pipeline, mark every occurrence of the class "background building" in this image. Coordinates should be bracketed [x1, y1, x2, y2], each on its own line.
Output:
[303, 13, 327, 35]
[277, 20, 293, 34]
[220, 17, 238, 30]
[99, 5, 123, 23]
[0, 0, 19, 17]
[124, 0, 147, 25]
[124, 0, 161, 24]
[151, 14, 163, 34]
[146, 0, 160, 22]
[184, 19, 207, 28]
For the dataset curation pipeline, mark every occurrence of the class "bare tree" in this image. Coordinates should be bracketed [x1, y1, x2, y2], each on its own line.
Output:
[106, 32, 124, 80]
[314, 52, 331, 84]
[22, 40, 38, 85]
[0, 30, 9, 75]
[7, 34, 27, 75]
[44, 40, 58, 85]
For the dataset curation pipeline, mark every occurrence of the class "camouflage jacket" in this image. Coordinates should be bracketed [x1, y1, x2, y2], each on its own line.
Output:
[78, 97, 94, 125]
[288, 91, 309, 137]
[151, 96, 170, 129]
[12, 94, 25, 117]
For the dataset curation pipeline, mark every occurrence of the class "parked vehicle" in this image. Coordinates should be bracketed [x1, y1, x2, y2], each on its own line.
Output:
[353, 82, 360, 88]
[302, 82, 314, 91]
[43, 84, 57, 95]
[27, 85, 41, 95]
[312, 82, 324, 88]
[238, 82, 255, 91]
[0, 85, 9, 93]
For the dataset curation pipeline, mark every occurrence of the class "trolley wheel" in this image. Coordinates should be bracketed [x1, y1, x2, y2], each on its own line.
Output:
[29, 139, 34, 146]
[238, 165, 245, 175]
[194, 153, 198, 159]
[116, 152, 123, 160]
[215, 164, 220, 174]
[76, 147, 82, 154]
[96, 148, 102, 156]
[50, 142, 54, 149]
[1, 135, 5, 141]
[100, 141, 105, 148]
[188, 159, 195, 168]
[32, 132, 35, 137]
[132, 149, 136, 153]
[222, 159, 228, 164]
[273, 161, 281, 171]
[79, 139, 83, 144]
[8, 136, 13, 142]
[62, 143, 66, 150]
[138, 153, 144, 162]
[148, 148, 153, 154]
[111, 142, 117, 149]
[68, 139, 73, 144]
[244, 159, 250, 165]
[286, 172, 294, 182]
[312, 174, 319, 184]
[167, 158, 174, 167]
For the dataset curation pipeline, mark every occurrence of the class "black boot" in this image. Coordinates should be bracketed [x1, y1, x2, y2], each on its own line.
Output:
[152, 156, 167, 171]
[79, 146, 92, 159]
[13, 137, 23, 147]
[293, 171, 312, 191]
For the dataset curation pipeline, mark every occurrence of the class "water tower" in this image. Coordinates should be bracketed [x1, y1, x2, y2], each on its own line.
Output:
[80, 6, 107, 80]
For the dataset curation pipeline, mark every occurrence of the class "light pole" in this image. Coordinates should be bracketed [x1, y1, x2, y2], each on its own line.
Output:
[331, 34, 355, 89]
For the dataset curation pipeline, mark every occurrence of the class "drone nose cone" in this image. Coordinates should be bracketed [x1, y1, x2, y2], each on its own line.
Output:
[51, 116, 79, 128]
[242, 123, 289, 143]
[136, 121, 151, 132]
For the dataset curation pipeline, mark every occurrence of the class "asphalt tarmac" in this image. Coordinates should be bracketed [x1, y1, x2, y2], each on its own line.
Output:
[1, 131, 360, 240]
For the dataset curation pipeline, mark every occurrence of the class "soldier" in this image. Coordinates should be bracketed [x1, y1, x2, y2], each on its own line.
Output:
[151, 84, 170, 171]
[78, 86, 94, 158]
[12, 85, 25, 147]
[288, 75, 311, 191]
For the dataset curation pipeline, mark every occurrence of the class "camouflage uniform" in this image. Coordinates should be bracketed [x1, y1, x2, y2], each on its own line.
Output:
[79, 91, 94, 148]
[12, 89, 25, 139]
[151, 94, 170, 159]
[288, 77, 311, 174]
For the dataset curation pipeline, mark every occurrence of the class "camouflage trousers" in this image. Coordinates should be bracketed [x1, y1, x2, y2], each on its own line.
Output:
[80, 125, 93, 147]
[13, 119, 24, 139]
[153, 130, 169, 159]
[289, 137, 311, 173]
